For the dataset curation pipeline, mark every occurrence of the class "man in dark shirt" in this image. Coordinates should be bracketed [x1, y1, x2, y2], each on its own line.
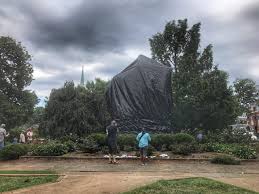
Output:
[106, 120, 119, 164]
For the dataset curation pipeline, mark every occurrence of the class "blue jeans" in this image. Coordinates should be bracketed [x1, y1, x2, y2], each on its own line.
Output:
[0, 141, 4, 150]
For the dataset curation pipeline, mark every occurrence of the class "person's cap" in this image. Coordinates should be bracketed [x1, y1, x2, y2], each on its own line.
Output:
[1, 124, 5, 127]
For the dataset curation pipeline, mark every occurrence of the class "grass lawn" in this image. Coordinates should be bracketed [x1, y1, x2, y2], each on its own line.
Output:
[0, 170, 59, 192]
[124, 177, 257, 194]
[0, 170, 56, 174]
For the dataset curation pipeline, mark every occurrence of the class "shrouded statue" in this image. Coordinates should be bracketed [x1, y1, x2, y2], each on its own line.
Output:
[106, 55, 172, 131]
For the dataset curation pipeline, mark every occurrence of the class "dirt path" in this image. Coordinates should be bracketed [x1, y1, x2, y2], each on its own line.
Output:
[1, 159, 259, 194]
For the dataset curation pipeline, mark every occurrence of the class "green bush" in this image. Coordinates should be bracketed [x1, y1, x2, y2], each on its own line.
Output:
[32, 143, 68, 156]
[118, 134, 136, 150]
[232, 146, 257, 159]
[88, 133, 106, 147]
[0, 144, 29, 160]
[170, 143, 197, 155]
[59, 134, 79, 143]
[202, 143, 256, 159]
[151, 134, 175, 150]
[205, 128, 254, 144]
[173, 133, 195, 144]
[211, 155, 241, 165]
[63, 140, 76, 152]
[78, 138, 100, 153]
[203, 143, 234, 153]
[123, 145, 135, 152]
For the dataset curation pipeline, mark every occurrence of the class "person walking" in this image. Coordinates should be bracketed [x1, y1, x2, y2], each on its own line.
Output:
[136, 128, 151, 165]
[106, 120, 119, 164]
[0, 124, 9, 150]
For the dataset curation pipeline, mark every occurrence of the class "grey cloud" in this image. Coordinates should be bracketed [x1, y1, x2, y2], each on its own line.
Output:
[1, 0, 259, 98]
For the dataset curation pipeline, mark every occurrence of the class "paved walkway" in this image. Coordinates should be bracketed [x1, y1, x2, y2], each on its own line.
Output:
[1, 159, 259, 194]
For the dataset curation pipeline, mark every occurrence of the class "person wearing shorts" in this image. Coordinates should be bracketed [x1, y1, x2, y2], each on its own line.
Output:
[136, 128, 151, 165]
[106, 120, 119, 164]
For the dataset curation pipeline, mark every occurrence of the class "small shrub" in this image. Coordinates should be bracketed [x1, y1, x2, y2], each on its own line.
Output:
[118, 134, 136, 149]
[151, 134, 175, 151]
[232, 146, 257, 159]
[123, 145, 135, 152]
[63, 140, 76, 152]
[170, 143, 196, 155]
[173, 133, 195, 144]
[32, 143, 68, 156]
[59, 134, 79, 143]
[0, 144, 29, 160]
[78, 138, 100, 153]
[203, 143, 257, 159]
[88, 133, 106, 147]
[211, 155, 241, 165]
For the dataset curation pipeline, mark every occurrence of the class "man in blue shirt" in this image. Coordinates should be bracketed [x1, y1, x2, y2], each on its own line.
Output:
[136, 128, 151, 165]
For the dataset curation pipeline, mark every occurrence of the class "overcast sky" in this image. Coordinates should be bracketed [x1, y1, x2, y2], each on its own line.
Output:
[1, 0, 259, 102]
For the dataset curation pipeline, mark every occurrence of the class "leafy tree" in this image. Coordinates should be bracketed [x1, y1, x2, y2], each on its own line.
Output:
[233, 78, 258, 113]
[0, 36, 37, 128]
[149, 19, 239, 130]
[40, 79, 110, 137]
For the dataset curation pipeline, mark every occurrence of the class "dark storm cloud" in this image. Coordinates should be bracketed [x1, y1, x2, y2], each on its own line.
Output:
[0, 0, 259, 98]
[21, 0, 173, 53]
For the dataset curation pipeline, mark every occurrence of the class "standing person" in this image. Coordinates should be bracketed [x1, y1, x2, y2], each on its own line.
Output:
[19, 131, 26, 144]
[196, 131, 203, 143]
[106, 120, 119, 164]
[0, 124, 9, 150]
[26, 128, 33, 144]
[136, 128, 151, 165]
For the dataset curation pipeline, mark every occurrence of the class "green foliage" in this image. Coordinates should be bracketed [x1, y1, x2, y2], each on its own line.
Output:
[63, 140, 76, 152]
[28, 107, 45, 125]
[204, 128, 254, 144]
[0, 175, 58, 192]
[88, 133, 106, 147]
[211, 155, 241, 165]
[32, 143, 68, 156]
[149, 19, 239, 131]
[151, 134, 175, 151]
[40, 79, 111, 137]
[173, 133, 195, 144]
[77, 138, 100, 153]
[203, 143, 256, 159]
[0, 144, 29, 160]
[233, 78, 258, 113]
[170, 143, 198, 155]
[118, 134, 136, 150]
[0, 36, 37, 128]
[124, 177, 257, 194]
[232, 146, 257, 159]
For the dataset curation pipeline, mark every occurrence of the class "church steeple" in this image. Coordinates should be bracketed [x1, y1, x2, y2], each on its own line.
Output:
[80, 66, 84, 86]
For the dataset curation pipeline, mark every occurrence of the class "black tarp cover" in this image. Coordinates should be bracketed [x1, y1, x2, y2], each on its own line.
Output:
[106, 55, 172, 131]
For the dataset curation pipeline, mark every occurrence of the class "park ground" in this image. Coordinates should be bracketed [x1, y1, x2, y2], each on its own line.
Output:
[0, 159, 259, 194]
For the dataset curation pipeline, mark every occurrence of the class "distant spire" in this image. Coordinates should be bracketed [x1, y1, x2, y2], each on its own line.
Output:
[80, 66, 84, 86]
